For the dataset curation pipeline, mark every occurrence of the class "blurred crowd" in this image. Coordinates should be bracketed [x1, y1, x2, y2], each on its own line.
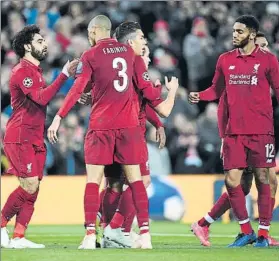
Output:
[1, 1, 279, 176]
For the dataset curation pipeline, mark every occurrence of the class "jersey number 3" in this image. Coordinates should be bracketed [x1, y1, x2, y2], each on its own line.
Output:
[113, 57, 128, 92]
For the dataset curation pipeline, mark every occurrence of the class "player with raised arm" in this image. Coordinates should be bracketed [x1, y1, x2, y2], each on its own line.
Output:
[47, 15, 179, 250]
[101, 22, 166, 248]
[189, 15, 279, 247]
[191, 32, 279, 247]
[1, 25, 78, 249]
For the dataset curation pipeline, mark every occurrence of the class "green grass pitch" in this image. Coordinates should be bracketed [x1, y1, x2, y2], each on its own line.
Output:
[2, 221, 279, 261]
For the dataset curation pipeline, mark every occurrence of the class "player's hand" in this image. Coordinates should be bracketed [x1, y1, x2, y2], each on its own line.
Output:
[62, 59, 79, 77]
[188, 92, 200, 104]
[165, 76, 179, 92]
[156, 127, 166, 149]
[47, 115, 61, 144]
[78, 92, 92, 105]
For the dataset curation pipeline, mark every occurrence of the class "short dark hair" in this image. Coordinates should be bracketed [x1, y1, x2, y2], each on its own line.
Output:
[235, 15, 260, 33]
[256, 31, 265, 38]
[115, 21, 141, 43]
[12, 25, 40, 58]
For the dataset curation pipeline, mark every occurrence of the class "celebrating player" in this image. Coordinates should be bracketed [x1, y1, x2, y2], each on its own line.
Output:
[189, 15, 279, 247]
[47, 15, 179, 250]
[191, 31, 279, 247]
[101, 22, 166, 248]
[1, 25, 78, 249]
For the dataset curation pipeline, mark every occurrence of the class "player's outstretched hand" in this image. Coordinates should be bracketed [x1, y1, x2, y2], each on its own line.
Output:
[188, 92, 200, 104]
[62, 59, 79, 77]
[78, 92, 92, 105]
[165, 76, 179, 92]
[156, 127, 166, 149]
[47, 115, 61, 144]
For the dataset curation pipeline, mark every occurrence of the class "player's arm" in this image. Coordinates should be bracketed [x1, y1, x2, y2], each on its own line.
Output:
[133, 56, 179, 117]
[145, 104, 163, 129]
[15, 60, 78, 106]
[217, 92, 228, 159]
[267, 54, 279, 102]
[48, 55, 93, 144]
[146, 104, 166, 149]
[188, 55, 225, 103]
[217, 92, 229, 139]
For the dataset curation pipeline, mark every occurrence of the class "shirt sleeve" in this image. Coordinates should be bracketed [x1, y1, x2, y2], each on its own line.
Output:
[133, 56, 163, 107]
[199, 55, 226, 101]
[57, 53, 93, 118]
[15, 67, 67, 106]
[267, 54, 279, 103]
[217, 92, 229, 138]
[145, 103, 163, 128]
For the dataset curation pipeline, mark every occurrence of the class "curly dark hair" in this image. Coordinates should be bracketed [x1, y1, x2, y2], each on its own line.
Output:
[12, 25, 40, 58]
[235, 15, 260, 33]
[114, 21, 142, 43]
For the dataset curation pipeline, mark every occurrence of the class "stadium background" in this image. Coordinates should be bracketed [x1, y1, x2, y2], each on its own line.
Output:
[1, 1, 279, 223]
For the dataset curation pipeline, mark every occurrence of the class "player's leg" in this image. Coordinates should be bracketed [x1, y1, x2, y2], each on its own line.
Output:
[1, 143, 45, 249]
[114, 127, 152, 249]
[192, 167, 254, 247]
[223, 136, 256, 247]
[266, 167, 279, 246]
[79, 130, 114, 250]
[248, 134, 276, 247]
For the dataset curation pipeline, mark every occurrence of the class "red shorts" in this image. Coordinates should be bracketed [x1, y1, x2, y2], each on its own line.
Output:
[104, 138, 150, 178]
[223, 135, 276, 170]
[3, 143, 46, 180]
[84, 126, 145, 165]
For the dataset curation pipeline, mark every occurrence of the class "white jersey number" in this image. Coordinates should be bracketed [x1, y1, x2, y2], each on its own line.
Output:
[112, 57, 128, 92]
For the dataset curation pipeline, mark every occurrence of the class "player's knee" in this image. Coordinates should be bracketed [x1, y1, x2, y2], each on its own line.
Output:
[255, 168, 269, 184]
[142, 176, 151, 188]
[224, 170, 241, 188]
[19, 177, 40, 194]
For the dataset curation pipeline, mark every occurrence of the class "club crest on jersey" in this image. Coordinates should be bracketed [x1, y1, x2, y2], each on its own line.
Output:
[142, 72, 150, 81]
[76, 61, 83, 74]
[253, 64, 260, 74]
[23, 77, 33, 88]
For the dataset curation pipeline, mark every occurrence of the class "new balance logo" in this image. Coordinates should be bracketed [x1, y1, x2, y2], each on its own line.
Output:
[266, 159, 272, 163]
[229, 66, 235, 70]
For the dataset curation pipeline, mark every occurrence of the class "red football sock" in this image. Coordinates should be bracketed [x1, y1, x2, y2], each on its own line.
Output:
[198, 192, 231, 227]
[129, 181, 149, 234]
[258, 184, 271, 238]
[98, 189, 106, 215]
[102, 188, 121, 225]
[84, 183, 99, 232]
[122, 210, 136, 233]
[16, 190, 39, 229]
[226, 184, 252, 234]
[1, 186, 30, 227]
[110, 187, 134, 229]
[13, 223, 26, 238]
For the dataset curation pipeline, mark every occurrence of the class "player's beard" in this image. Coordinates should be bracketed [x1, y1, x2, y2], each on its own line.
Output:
[31, 45, 48, 61]
[233, 34, 250, 49]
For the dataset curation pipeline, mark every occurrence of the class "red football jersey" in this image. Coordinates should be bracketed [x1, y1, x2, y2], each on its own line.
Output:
[4, 59, 67, 145]
[58, 38, 163, 130]
[199, 45, 279, 135]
